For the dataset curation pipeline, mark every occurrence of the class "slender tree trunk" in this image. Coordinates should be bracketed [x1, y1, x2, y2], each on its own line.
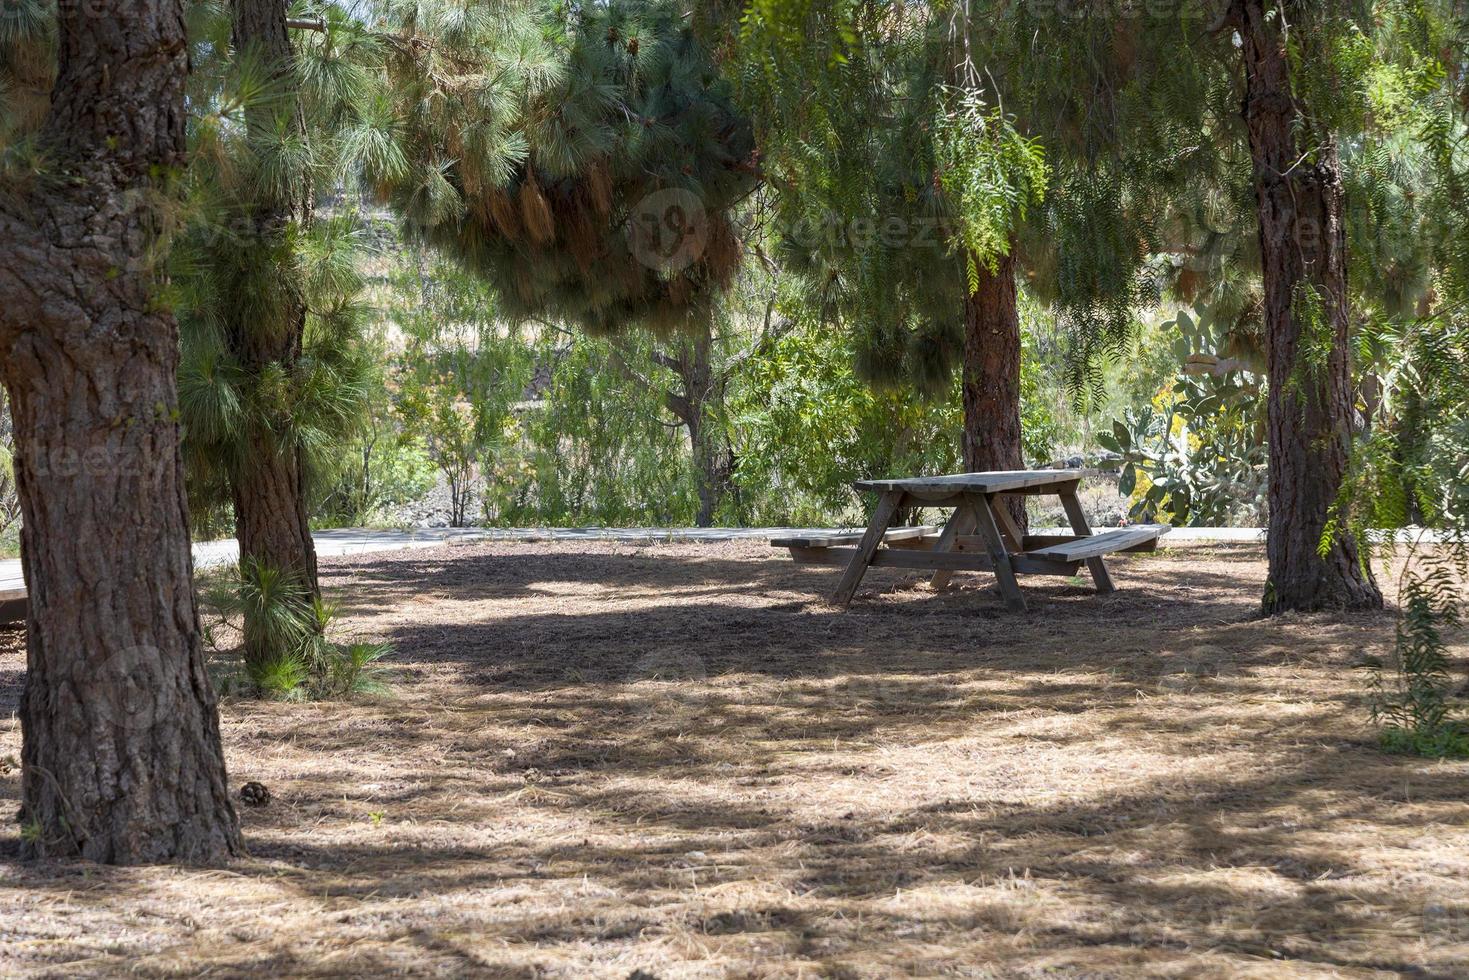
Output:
[230, 0, 321, 644]
[0, 0, 240, 863]
[687, 409, 732, 530]
[662, 330, 729, 528]
[1233, 0, 1382, 614]
[963, 247, 1028, 532]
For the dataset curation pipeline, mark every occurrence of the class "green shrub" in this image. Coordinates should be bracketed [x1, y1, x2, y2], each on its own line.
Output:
[198, 562, 395, 701]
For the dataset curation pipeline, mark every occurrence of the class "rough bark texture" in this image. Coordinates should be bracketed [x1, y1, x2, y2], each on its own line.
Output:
[1232, 0, 1382, 614]
[0, 0, 240, 862]
[230, 0, 321, 639]
[963, 248, 1028, 532]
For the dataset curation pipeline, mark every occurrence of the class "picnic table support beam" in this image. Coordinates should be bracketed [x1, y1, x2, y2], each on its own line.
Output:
[989, 493, 1026, 550]
[830, 489, 905, 609]
[1059, 489, 1116, 594]
[973, 492, 1028, 613]
[928, 502, 977, 591]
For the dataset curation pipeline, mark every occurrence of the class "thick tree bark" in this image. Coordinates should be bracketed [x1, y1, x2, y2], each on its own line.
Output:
[230, 0, 321, 642]
[1232, 0, 1382, 613]
[232, 428, 320, 591]
[963, 247, 1028, 532]
[0, 0, 240, 862]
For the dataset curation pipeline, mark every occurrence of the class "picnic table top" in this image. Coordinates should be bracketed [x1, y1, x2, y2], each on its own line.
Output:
[853, 470, 1082, 495]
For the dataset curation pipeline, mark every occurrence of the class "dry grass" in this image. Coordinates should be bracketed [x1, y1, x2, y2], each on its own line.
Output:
[1, 540, 1467, 978]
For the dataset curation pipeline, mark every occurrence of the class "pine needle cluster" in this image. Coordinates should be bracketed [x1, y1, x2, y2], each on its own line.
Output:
[376, 0, 758, 335]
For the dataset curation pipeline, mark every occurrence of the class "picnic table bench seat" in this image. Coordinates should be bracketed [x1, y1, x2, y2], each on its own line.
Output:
[0, 587, 26, 625]
[769, 525, 939, 549]
[1021, 525, 1168, 561]
[774, 525, 1166, 565]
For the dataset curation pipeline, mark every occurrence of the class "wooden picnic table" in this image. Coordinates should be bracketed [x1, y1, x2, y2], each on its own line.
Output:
[772, 470, 1167, 612]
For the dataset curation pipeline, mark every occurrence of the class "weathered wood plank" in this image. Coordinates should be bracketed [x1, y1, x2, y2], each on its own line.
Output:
[1010, 556, 1084, 576]
[929, 502, 977, 591]
[787, 546, 856, 566]
[830, 490, 905, 609]
[787, 546, 1079, 576]
[1024, 524, 1168, 562]
[789, 546, 990, 571]
[854, 470, 1079, 495]
[875, 549, 995, 572]
[1062, 493, 1117, 593]
[0, 585, 26, 625]
[1019, 533, 1159, 554]
[973, 493, 1028, 613]
[1060, 490, 1116, 594]
[770, 525, 938, 549]
[885, 533, 945, 550]
[990, 494, 1026, 551]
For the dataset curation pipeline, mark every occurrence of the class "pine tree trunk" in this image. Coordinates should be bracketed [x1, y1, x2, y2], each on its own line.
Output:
[963, 247, 1028, 532]
[1233, 0, 1382, 614]
[0, 0, 240, 863]
[232, 432, 320, 589]
[230, 0, 321, 632]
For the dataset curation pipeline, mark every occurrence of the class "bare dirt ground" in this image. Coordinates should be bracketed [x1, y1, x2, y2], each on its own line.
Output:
[1, 540, 1466, 978]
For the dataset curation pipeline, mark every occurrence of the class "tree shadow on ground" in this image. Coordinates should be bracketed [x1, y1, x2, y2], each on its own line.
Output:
[2, 542, 1460, 979]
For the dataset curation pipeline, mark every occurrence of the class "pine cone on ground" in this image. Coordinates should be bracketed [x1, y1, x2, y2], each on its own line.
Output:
[239, 781, 271, 807]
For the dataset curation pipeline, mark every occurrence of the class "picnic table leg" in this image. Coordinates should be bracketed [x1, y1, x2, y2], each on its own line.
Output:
[1059, 489, 1116, 594]
[972, 493, 1028, 613]
[830, 490, 905, 609]
[989, 493, 1026, 551]
[928, 503, 976, 591]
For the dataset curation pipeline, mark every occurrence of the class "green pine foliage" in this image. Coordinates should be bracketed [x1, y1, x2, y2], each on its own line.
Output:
[0, 0, 52, 154]
[738, 1, 1046, 393]
[172, 2, 385, 527]
[375, 0, 758, 336]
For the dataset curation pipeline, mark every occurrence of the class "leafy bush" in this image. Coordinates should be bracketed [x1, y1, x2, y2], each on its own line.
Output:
[490, 332, 699, 526]
[383, 256, 532, 528]
[315, 374, 439, 528]
[727, 322, 963, 526]
[1100, 307, 1267, 526]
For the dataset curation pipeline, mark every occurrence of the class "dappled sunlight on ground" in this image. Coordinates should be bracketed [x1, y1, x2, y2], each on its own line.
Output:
[0, 541, 1466, 977]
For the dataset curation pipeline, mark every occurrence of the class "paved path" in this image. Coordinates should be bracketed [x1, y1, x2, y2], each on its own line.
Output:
[0, 524, 1446, 620]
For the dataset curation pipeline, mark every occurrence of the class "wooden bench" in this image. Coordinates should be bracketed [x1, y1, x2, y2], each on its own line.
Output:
[1022, 525, 1168, 561]
[0, 587, 26, 625]
[770, 526, 938, 550]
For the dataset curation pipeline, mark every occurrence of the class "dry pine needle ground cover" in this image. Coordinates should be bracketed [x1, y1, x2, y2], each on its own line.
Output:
[1, 540, 1467, 978]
